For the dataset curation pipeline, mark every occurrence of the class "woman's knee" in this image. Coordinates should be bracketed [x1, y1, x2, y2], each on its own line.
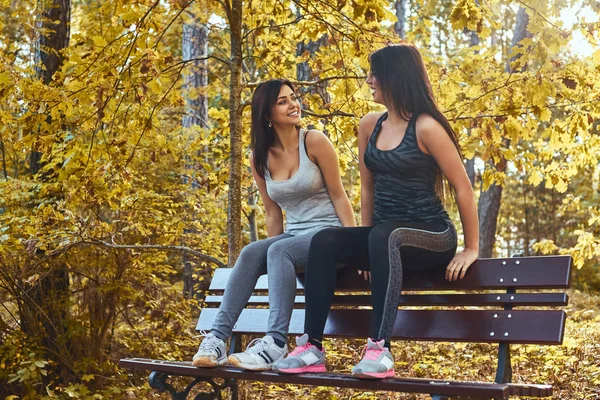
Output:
[310, 228, 343, 252]
[238, 240, 260, 259]
[266, 239, 294, 263]
[368, 223, 397, 249]
[235, 239, 271, 268]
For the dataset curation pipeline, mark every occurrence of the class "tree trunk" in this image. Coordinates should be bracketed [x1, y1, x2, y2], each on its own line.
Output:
[248, 181, 258, 242]
[227, 0, 244, 266]
[466, 158, 476, 187]
[182, 11, 209, 298]
[296, 35, 330, 105]
[478, 182, 502, 257]
[394, 0, 406, 39]
[182, 18, 208, 129]
[30, 0, 71, 174]
[465, 31, 479, 190]
[507, 7, 531, 70]
[20, 0, 72, 383]
[523, 180, 530, 256]
[477, 7, 530, 257]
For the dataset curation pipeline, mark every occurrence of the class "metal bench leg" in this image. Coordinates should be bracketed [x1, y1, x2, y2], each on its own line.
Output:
[495, 287, 515, 385]
[228, 333, 242, 400]
[148, 370, 236, 400]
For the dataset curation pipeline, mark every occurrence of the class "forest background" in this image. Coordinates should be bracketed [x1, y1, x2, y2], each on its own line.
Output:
[0, 0, 599, 398]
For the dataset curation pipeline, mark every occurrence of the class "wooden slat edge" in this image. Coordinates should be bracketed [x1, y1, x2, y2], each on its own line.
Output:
[119, 358, 510, 397]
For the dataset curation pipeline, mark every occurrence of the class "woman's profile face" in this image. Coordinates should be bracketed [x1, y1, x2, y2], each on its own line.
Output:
[366, 71, 384, 105]
[269, 85, 301, 127]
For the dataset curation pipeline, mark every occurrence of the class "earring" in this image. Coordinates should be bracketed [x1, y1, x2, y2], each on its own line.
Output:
[268, 121, 272, 127]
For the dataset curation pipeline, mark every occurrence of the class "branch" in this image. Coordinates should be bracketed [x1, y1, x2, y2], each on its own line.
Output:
[449, 99, 600, 121]
[517, 1, 569, 35]
[243, 15, 304, 40]
[47, 239, 226, 268]
[245, 75, 366, 88]
[161, 56, 230, 73]
[114, 63, 187, 178]
[302, 109, 355, 118]
[154, 0, 196, 49]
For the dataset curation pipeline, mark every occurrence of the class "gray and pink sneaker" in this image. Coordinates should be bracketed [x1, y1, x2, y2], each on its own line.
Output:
[272, 334, 326, 374]
[351, 338, 395, 379]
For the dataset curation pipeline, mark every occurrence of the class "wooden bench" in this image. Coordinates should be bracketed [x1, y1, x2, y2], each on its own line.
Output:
[120, 254, 572, 400]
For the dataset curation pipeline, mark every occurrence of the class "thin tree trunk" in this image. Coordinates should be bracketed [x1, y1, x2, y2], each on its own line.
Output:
[30, 0, 70, 174]
[21, 0, 72, 384]
[394, 0, 406, 39]
[181, 11, 208, 298]
[523, 180, 529, 256]
[466, 158, 476, 187]
[478, 182, 502, 257]
[551, 189, 556, 244]
[465, 31, 479, 190]
[248, 181, 258, 242]
[182, 18, 208, 129]
[477, 7, 530, 257]
[227, 0, 243, 266]
[296, 34, 330, 116]
[1, 140, 7, 179]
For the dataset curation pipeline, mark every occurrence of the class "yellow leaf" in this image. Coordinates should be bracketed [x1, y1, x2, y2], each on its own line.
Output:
[528, 170, 543, 186]
[539, 108, 552, 122]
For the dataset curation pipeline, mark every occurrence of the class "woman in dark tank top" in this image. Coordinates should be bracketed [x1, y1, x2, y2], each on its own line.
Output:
[274, 44, 479, 379]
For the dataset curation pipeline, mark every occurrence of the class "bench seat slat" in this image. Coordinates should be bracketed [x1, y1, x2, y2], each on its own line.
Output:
[119, 358, 512, 398]
[119, 358, 553, 398]
[203, 293, 568, 307]
[196, 309, 566, 345]
[208, 255, 572, 292]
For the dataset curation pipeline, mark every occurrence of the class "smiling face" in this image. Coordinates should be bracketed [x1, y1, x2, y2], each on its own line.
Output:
[269, 84, 301, 127]
[366, 71, 384, 105]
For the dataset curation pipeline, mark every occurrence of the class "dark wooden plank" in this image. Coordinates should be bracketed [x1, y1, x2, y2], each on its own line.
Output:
[207, 255, 572, 292]
[203, 293, 568, 308]
[196, 309, 566, 345]
[507, 383, 553, 397]
[119, 358, 519, 398]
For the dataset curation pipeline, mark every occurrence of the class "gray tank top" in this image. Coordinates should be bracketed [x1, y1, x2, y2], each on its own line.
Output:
[265, 129, 342, 236]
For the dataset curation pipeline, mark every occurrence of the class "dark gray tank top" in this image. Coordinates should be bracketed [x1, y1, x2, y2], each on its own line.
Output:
[265, 129, 342, 235]
[364, 113, 449, 225]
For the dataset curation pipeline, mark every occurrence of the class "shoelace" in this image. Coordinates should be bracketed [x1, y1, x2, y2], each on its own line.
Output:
[244, 337, 270, 354]
[289, 342, 313, 357]
[196, 331, 220, 351]
[359, 342, 384, 361]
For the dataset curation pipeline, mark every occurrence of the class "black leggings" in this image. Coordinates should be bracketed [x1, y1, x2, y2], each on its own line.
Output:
[304, 220, 457, 344]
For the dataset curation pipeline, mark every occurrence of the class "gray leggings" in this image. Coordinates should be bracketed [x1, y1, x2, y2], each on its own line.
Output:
[210, 231, 317, 344]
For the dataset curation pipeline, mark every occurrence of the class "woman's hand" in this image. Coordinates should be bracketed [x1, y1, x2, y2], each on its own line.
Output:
[445, 248, 478, 281]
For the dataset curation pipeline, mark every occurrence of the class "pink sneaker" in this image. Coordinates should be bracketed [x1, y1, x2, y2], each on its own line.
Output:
[272, 334, 326, 374]
[351, 338, 395, 379]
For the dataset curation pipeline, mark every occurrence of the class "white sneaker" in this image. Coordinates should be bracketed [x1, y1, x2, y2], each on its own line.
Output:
[228, 336, 288, 371]
[192, 332, 227, 367]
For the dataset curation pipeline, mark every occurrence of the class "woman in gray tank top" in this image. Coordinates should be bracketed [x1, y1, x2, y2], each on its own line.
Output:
[192, 79, 356, 371]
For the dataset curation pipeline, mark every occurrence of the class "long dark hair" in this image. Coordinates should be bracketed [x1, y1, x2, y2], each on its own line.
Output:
[370, 43, 462, 202]
[250, 79, 296, 179]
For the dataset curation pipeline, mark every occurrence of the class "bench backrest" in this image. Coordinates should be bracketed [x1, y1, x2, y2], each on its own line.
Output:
[197, 255, 571, 346]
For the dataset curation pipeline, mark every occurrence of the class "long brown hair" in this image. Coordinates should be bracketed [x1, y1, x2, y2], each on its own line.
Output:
[370, 43, 462, 203]
[250, 79, 296, 179]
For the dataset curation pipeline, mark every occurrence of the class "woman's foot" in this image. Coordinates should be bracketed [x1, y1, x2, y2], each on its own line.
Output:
[351, 338, 395, 379]
[228, 335, 287, 371]
[192, 332, 227, 367]
[272, 334, 326, 374]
